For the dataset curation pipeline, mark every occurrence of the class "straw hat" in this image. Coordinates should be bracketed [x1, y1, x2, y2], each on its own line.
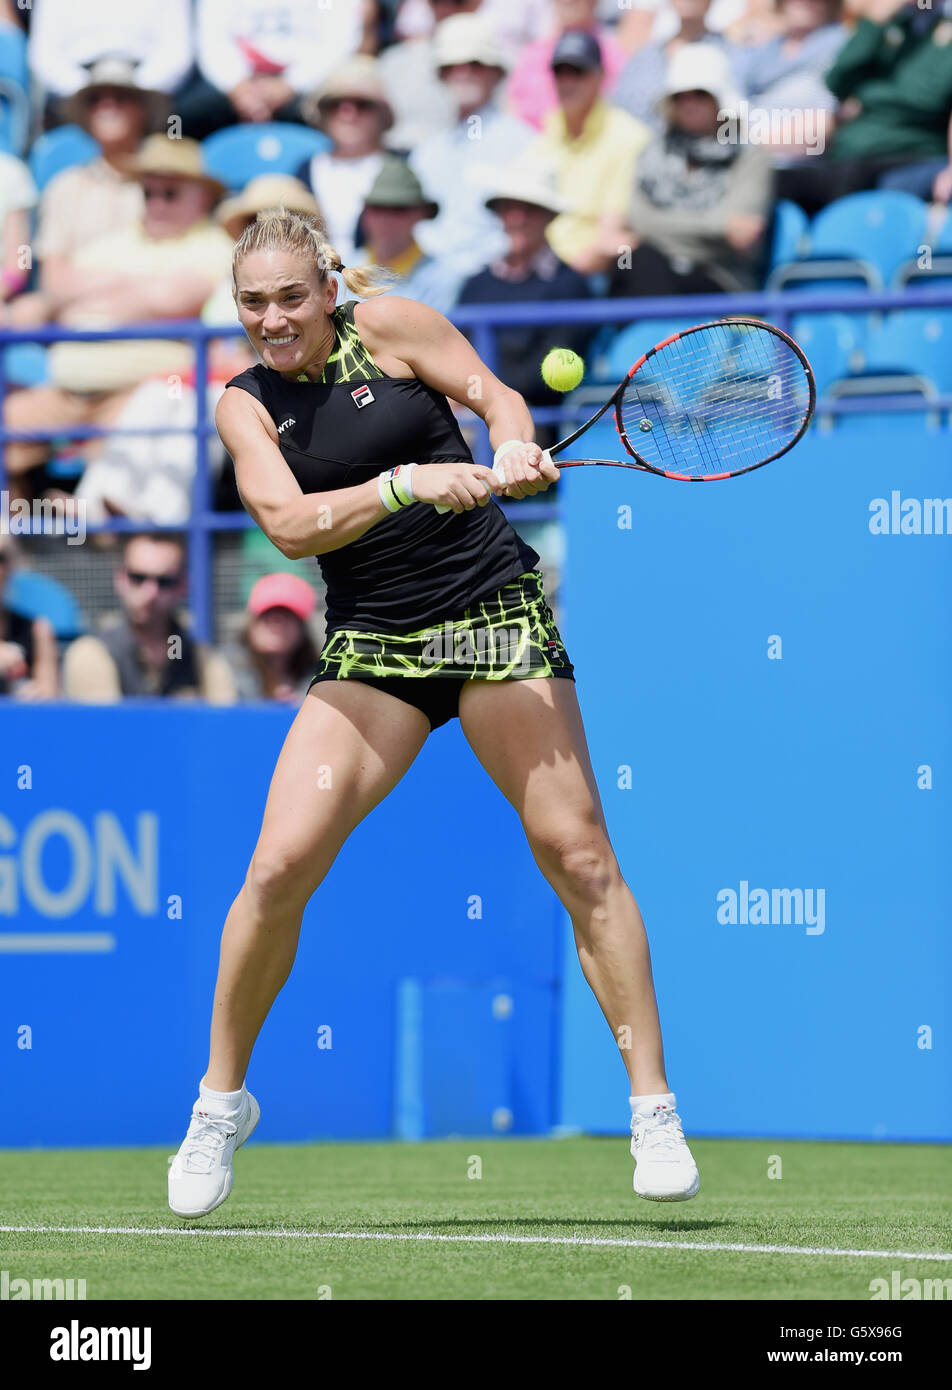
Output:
[133, 134, 227, 202]
[216, 175, 322, 240]
[64, 54, 169, 131]
[301, 57, 394, 133]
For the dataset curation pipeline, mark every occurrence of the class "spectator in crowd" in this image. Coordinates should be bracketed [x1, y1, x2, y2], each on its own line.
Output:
[3, 135, 233, 502]
[782, 0, 952, 212]
[457, 158, 592, 443]
[358, 157, 461, 313]
[527, 30, 652, 274]
[617, 0, 782, 52]
[298, 59, 391, 265]
[24, 57, 167, 313]
[730, 0, 846, 185]
[378, 0, 478, 152]
[395, 0, 553, 64]
[28, 0, 192, 119]
[607, 44, 773, 294]
[409, 13, 534, 277]
[223, 573, 320, 704]
[62, 532, 236, 701]
[0, 150, 36, 315]
[507, 0, 626, 131]
[0, 533, 59, 701]
[614, 0, 740, 132]
[178, 0, 376, 140]
[70, 175, 312, 528]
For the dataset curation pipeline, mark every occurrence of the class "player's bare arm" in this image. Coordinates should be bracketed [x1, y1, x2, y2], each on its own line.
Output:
[355, 296, 560, 501]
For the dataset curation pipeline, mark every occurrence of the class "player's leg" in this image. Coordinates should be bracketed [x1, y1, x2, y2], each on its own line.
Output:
[169, 681, 429, 1217]
[205, 680, 429, 1089]
[458, 675, 699, 1200]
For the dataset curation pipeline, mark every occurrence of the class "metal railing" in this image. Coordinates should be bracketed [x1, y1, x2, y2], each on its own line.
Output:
[3, 286, 951, 640]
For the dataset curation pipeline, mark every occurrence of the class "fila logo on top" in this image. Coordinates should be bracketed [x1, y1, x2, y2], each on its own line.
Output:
[277, 417, 295, 434]
[351, 385, 375, 409]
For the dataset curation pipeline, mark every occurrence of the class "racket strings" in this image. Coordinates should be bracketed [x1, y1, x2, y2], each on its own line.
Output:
[618, 323, 811, 479]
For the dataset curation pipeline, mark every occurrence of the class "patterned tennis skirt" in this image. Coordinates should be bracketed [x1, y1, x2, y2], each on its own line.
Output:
[311, 570, 574, 685]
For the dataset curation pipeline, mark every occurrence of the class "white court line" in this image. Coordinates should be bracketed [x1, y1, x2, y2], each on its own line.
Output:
[1, 1226, 950, 1262]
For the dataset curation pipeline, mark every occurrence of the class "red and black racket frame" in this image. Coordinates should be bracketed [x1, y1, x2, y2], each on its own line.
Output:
[548, 318, 818, 482]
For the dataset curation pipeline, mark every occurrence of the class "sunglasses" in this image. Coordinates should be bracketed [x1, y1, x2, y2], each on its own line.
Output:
[125, 570, 181, 589]
[143, 184, 186, 202]
[322, 96, 379, 114]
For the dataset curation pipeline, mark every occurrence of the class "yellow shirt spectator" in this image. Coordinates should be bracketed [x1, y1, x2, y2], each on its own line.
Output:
[530, 99, 651, 271]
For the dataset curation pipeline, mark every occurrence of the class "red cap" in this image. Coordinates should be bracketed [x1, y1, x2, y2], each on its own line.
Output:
[247, 573, 316, 621]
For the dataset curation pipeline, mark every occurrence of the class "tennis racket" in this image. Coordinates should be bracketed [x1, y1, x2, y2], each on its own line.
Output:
[436, 318, 814, 511]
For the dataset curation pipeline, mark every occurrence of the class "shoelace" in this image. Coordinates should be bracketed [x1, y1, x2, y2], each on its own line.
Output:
[631, 1108, 686, 1158]
[179, 1112, 239, 1174]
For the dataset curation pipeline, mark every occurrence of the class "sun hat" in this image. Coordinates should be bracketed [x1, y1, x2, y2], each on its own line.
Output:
[64, 54, 168, 130]
[133, 134, 227, 201]
[483, 157, 568, 216]
[216, 175, 322, 240]
[363, 157, 438, 219]
[247, 573, 317, 622]
[302, 57, 395, 132]
[658, 44, 741, 117]
[432, 14, 509, 72]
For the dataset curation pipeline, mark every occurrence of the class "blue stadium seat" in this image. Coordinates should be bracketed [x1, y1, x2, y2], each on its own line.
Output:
[860, 309, 952, 393]
[814, 191, 926, 283]
[201, 123, 330, 191]
[28, 125, 99, 190]
[768, 192, 929, 293]
[605, 316, 700, 380]
[5, 570, 86, 639]
[895, 204, 952, 289]
[0, 26, 26, 87]
[2, 343, 50, 386]
[767, 199, 808, 275]
[790, 313, 864, 395]
[0, 26, 28, 154]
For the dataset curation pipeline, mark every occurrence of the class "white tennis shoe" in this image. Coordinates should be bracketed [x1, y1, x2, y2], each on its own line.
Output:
[168, 1089, 260, 1219]
[630, 1099, 700, 1202]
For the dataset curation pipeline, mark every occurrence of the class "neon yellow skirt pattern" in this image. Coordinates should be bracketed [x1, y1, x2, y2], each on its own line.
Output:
[315, 571, 574, 683]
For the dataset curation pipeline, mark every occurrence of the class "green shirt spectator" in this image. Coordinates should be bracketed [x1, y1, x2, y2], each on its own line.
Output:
[826, 2, 952, 162]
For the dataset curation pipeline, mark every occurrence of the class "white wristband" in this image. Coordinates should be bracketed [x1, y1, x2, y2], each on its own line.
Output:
[378, 462, 418, 512]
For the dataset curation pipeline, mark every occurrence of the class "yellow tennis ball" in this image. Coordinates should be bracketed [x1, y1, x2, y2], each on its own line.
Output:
[541, 347, 585, 393]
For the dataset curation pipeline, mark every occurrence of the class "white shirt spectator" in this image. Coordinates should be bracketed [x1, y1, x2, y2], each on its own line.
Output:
[196, 0, 363, 97]
[0, 151, 37, 222]
[409, 107, 534, 278]
[305, 150, 386, 267]
[28, 0, 193, 98]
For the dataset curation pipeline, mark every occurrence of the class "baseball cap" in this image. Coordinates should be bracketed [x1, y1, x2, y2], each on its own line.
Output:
[551, 30, 603, 73]
[247, 573, 316, 621]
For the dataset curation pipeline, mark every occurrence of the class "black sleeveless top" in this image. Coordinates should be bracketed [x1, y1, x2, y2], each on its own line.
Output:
[226, 301, 539, 635]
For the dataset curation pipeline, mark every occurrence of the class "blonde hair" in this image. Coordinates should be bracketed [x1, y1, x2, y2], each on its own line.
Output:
[232, 208, 394, 299]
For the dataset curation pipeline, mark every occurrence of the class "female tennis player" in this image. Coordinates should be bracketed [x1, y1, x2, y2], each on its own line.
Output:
[168, 210, 699, 1217]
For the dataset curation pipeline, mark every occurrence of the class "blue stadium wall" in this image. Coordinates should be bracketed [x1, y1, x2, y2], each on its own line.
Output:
[557, 419, 952, 1143]
[1, 423, 949, 1147]
[0, 707, 562, 1148]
